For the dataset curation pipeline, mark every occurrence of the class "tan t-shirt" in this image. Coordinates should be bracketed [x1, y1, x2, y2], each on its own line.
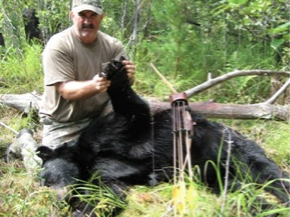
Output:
[39, 27, 127, 122]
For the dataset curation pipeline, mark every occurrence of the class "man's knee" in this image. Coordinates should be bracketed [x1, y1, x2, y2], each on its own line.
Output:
[41, 118, 92, 149]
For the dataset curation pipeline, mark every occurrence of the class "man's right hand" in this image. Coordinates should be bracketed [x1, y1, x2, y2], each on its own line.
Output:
[92, 74, 111, 92]
[55, 74, 111, 101]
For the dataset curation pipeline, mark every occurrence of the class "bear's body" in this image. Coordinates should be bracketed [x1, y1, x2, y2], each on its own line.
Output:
[37, 59, 289, 216]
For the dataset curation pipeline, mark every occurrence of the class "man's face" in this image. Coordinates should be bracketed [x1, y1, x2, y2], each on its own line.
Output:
[70, 10, 104, 44]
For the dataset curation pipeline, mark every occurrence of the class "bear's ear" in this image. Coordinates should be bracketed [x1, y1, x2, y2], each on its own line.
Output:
[36, 146, 54, 162]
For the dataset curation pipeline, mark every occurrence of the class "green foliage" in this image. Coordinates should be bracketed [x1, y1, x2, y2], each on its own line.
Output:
[212, 0, 290, 59]
[0, 43, 43, 94]
[1, 0, 26, 49]
[131, 0, 289, 101]
[101, 0, 135, 40]
[134, 0, 211, 97]
[37, 0, 71, 42]
[0, 0, 289, 102]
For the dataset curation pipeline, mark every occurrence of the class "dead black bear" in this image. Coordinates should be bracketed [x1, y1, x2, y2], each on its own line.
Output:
[36, 58, 290, 216]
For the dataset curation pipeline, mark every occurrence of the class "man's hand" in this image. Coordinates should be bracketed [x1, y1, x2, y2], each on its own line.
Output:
[92, 74, 111, 92]
[122, 60, 136, 84]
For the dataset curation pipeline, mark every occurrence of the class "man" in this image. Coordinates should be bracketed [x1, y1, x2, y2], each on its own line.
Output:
[39, 0, 136, 149]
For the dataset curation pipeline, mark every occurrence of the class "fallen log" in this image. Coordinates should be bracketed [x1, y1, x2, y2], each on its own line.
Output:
[1, 93, 289, 121]
[150, 101, 290, 121]
[0, 92, 41, 114]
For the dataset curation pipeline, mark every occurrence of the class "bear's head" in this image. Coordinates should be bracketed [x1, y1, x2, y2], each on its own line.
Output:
[36, 141, 81, 190]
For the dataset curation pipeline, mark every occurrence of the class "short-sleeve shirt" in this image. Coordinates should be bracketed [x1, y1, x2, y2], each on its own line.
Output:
[39, 27, 127, 122]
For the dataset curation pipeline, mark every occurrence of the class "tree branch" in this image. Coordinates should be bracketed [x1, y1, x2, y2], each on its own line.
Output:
[185, 70, 290, 99]
[265, 78, 290, 104]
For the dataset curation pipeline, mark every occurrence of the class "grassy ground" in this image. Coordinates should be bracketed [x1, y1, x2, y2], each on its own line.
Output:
[0, 105, 289, 216]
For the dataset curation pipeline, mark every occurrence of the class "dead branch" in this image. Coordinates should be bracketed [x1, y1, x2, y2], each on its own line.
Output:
[184, 70, 290, 102]
[265, 78, 290, 104]
[150, 63, 177, 94]
[0, 121, 18, 134]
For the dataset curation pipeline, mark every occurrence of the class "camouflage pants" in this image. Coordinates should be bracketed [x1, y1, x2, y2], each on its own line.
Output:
[41, 102, 113, 149]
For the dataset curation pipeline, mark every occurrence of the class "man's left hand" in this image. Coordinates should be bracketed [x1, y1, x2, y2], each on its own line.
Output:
[123, 60, 136, 85]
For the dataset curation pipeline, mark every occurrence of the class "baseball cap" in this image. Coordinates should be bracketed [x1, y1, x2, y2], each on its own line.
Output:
[72, 0, 103, 15]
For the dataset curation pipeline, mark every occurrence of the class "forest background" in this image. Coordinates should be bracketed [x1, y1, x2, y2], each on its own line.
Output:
[0, 0, 290, 216]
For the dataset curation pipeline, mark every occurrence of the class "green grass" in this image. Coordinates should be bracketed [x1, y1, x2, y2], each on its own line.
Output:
[0, 114, 289, 217]
[0, 42, 43, 95]
[0, 161, 69, 216]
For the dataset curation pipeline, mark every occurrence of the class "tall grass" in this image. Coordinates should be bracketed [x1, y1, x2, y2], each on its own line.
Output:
[0, 42, 43, 94]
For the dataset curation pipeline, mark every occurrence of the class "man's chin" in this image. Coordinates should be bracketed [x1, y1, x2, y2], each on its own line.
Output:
[81, 31, 96, 37]
[80, 28, 95, 34]
[78, 33, 97, 43]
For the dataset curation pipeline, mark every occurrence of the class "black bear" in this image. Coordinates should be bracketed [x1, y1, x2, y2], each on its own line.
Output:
[36, 58, 290, 216]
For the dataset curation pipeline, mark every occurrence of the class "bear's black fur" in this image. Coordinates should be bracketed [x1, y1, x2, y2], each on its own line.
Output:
[37, 58, 290, 216]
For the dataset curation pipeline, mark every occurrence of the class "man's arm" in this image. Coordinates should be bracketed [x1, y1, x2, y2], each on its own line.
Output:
[55, 74, 111, 101]
[56, 61, 136, 101]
